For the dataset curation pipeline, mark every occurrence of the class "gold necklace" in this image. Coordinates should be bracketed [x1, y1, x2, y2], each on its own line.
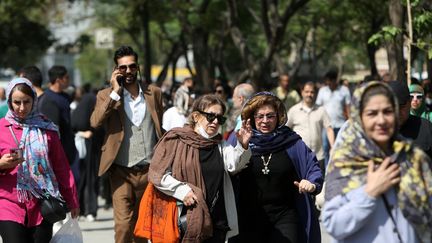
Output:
[261, 153, 272, 175]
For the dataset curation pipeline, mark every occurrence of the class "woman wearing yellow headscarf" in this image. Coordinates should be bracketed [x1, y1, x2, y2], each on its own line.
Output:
[322, 81, 432, 243]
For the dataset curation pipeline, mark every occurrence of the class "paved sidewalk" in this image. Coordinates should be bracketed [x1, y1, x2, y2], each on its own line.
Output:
[0, 205, 332, 243]
[79, 206, 115, 242]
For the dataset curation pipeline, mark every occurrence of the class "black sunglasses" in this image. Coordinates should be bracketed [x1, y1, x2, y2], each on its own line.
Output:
[198, 110, 227, 125]
[117, 63, 138, 73]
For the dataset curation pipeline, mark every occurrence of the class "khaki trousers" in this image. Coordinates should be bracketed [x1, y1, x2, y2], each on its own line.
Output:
[109, 164, 149, 243]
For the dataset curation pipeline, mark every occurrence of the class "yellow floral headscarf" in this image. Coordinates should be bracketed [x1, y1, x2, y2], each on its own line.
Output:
[325, 81, 432, 242]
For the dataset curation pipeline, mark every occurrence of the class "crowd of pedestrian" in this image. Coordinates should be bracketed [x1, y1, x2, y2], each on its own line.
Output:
[0, 44, 431, 243]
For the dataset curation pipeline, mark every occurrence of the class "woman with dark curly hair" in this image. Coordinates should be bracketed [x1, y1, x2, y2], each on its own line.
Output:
[235, 92, 322, 243]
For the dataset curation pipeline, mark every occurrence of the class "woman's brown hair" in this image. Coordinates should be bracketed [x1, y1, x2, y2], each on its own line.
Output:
[241, 92, 287, 129]
[186, 94, 226, 127]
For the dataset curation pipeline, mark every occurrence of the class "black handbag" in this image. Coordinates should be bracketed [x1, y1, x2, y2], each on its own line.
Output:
[40, 194, 68, 224]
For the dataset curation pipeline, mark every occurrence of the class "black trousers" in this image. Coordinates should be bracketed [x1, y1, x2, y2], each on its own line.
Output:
[78, 137, 100, 216]
[0, 220, 53, 243]
[238, 208, 300, 243]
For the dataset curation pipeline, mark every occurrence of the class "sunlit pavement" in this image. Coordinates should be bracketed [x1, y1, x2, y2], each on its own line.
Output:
[0, 204, 332, 243]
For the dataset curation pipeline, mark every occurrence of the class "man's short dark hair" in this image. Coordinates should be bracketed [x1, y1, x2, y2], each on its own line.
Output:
[324, 70, 338, 81]
[48, 65, 68, 84]
[18, 66, 43, 87]
[302, 81, 316, 91]
[113, 46, 138, 65]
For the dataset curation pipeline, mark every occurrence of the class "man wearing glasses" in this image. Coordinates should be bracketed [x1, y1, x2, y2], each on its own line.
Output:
[388, 80, 432, 159]
[409, 83, 432, 122]
[91, 46, 164, 243]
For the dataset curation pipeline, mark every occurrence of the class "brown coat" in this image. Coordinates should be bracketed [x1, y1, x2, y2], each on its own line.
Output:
[149, 126, 221, 242]
[90, 83, 164, 176]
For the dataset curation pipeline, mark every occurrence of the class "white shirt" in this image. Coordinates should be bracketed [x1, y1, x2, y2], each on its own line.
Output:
[109, 87, 146, 127]
[162, 106, 187, 131]
[316, 85, 351, 128]
[287, 102, 332, 160]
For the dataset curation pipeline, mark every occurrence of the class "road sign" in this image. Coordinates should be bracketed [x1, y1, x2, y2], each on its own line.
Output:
[95, 28, 114, 49]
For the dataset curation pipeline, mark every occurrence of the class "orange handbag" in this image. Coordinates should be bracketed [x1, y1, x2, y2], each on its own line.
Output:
[134, 183, 180, 243]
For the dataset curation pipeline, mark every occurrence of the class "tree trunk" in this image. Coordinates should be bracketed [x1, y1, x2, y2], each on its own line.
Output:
[155, 41, 180, 86]
[192, 28, 214, 93]
[367, 43, 378, 76]
[226, 0, 310, 88]
[140, 1, 152, 84]
[427, 58, 432, 82]
[387, 0, 405, 82]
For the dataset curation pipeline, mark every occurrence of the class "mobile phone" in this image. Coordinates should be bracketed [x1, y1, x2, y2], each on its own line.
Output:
[116, 75, 126, 86]
[9, 148, 23, 159]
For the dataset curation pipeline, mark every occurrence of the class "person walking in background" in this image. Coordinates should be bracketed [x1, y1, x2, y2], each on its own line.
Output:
[17, 66, 58, 118]
[146, 94, 252, 242]
[271, 73, 301, 111]
[287, 81, 334, 176]
[316, 70, 351, 166]
[236, 92, 322, 243]
[0, 87, 7, 118]
[43, 66, 78, 171]
[322, 81, 432, 243]
[226, 83, 255, 140]
[90, 45, 164, 243]
[0, 78, 79, 243]
[214, 83, 233, 136]
[409, 83, 432, 122]
[0, 87, 6, 106]
[71, 85, 102, 222]
[174, 77, 194, 115]
[162, 77, 194, 131]
[388, 80, 432, 159]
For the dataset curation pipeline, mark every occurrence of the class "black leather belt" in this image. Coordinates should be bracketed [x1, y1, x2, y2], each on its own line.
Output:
[130, 163, 149, 171]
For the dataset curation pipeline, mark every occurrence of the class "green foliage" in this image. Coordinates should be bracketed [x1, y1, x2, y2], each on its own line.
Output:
[368, 26, 403, 45]
[0, 0, 54, 70]
[75, 43, 111, 87]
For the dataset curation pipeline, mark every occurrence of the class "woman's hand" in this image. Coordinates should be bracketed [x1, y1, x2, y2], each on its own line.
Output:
[365, 158, 400, 198]
[236, 119, 252, 149]
[183, 190, 198, 207]
[294, 179, 316, 193]
[70, 208, 80, 219]
[0, 153, 24, 170]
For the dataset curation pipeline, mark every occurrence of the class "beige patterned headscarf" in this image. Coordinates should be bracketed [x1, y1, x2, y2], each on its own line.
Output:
[325, 81, 432, 242]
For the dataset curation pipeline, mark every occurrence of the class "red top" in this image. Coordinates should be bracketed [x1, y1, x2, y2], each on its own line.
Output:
[0, 118, 79, 227]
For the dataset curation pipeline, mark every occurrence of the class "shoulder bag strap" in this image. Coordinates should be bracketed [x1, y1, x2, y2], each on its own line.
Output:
[8, 126, 20, 147]
[382, 195, 403, 243]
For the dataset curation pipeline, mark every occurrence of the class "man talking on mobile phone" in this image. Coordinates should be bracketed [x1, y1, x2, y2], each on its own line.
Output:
[90, 45, 164, 243]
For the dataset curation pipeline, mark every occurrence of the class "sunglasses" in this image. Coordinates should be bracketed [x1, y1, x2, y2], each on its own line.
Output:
[215, 89, 224, 94]
[117, 63, 138, 73]
[410, 93, 423, 100]
[198, 110, 227, 125]
[254, 113, 277, 121]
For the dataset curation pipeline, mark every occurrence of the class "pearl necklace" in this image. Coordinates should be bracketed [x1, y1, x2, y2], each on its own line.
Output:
[261, 153, 272, 175]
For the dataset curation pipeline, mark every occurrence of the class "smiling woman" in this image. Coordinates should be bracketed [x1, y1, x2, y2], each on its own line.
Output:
[236, 92, 323, 243]
[360, 85, 397, 153]
[323, 81, 432, 243]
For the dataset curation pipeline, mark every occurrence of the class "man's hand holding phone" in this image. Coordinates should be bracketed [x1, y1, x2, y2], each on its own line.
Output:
[110, 67, 124, 95]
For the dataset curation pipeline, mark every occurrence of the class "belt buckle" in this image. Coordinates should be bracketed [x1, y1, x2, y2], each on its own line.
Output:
[132, 164, 147, 171]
